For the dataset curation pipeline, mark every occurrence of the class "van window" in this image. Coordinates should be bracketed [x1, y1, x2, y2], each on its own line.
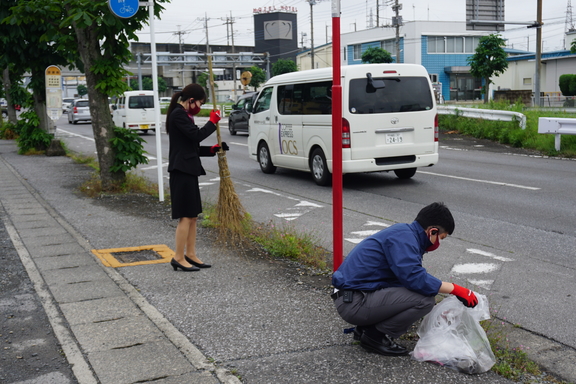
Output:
[129, 95, 154, 109]
[349, 77, 433, 114]
[253, 87, 273, 114]
[277, 81, 332, 115]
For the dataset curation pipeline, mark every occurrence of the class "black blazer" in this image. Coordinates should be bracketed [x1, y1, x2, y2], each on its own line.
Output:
[167, 105, 217, 176]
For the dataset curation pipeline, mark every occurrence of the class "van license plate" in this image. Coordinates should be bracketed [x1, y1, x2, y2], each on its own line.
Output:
[141, 124, 149, 129]
[386, 133, 403, 144]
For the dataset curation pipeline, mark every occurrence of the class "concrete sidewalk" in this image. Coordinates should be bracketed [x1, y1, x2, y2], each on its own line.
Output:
[0, 138, 572, 384]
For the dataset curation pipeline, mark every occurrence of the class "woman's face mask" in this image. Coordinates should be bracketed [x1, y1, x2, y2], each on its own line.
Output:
[188, 99, 201, 115]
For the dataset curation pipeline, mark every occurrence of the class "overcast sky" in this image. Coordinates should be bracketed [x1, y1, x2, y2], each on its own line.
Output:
[134, 0, 569, 53]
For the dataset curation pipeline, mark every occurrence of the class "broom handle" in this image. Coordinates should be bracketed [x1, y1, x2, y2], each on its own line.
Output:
[207, 55, 222, 147]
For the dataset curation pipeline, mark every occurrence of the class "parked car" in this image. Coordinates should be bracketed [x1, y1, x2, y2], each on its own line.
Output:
[62, 98, 75, 113]
[228, 92, 257, 135]
[67, 99, 91, 124]
[159, 97, 171, 108]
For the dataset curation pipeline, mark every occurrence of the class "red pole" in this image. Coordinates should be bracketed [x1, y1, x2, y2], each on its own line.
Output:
[331, 1, 343, 271]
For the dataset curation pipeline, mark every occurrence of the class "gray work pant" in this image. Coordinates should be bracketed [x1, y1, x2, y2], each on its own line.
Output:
[334, 287, 435, 339]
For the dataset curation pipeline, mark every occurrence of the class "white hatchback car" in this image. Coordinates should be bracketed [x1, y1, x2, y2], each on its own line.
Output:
[67, 99, 91, 124]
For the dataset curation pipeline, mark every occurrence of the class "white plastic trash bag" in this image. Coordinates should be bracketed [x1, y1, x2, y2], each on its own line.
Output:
[411, 293, 496, 374]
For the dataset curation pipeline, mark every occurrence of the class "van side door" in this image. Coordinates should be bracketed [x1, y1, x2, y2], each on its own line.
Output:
[275, 84, 304, 169]
[248, 87, 274, 160]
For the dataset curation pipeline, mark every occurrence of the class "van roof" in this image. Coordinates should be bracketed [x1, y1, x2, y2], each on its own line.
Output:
[263, 63, 428, 86]
[124, 91, 155, 96]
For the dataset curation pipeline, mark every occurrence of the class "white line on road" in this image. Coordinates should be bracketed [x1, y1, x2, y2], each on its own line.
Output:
[467, 248, 514, 262]
[417, 170, 540, 190]
[56, 128, 94, 142]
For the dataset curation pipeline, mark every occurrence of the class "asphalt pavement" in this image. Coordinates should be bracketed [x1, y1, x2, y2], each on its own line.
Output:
[0, 136, 575, 384]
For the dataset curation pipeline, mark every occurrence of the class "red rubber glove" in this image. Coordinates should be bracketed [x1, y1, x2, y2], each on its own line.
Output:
[451, 284, 478, 308]
[210, 144, 221, 154]
[209, 110, 221, 124]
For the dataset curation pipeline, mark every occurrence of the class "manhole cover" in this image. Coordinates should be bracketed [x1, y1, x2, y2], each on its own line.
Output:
[111, 249, 162, 263]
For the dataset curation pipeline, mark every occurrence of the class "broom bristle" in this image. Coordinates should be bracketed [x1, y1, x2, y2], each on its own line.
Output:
[215, 152, 248, 240]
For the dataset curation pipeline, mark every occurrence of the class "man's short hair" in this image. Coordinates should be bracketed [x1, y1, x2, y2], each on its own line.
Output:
[415, 202, 455, 235]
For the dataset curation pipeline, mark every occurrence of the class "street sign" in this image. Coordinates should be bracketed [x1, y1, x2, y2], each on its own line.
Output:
[108, 0, 139, 18]
[45, 65, 63, 130]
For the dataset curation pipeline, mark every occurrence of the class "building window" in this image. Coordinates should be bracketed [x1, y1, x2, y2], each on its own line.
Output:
[523, 78, 532, 85]
[428, 36, 479, 54]
[429, 74, 439, 83]
[381, 39, 397, 61]
[353, 44, 362, 61]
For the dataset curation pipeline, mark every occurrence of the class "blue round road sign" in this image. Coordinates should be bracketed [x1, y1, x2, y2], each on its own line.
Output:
[108, 0, 139, 18]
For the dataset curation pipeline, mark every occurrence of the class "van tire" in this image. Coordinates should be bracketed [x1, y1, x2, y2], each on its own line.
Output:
[258, 142, 276, 174]
[394, 168, 417, 179]
[229, 120, 237, 135]
[310, 148, 331, 186]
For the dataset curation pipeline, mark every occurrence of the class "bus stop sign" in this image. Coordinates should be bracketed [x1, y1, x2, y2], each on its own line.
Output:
[108, 0, 139, 18]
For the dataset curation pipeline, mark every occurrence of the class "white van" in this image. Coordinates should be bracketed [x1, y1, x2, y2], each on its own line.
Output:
[112, 91, 156, 134]
[247, 64, 438, 185]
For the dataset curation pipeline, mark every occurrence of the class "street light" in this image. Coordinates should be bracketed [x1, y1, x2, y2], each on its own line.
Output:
[307, 0, 317, 69]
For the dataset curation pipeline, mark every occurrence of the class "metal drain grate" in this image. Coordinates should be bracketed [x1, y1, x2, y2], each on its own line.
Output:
[111, 249, 163, 263]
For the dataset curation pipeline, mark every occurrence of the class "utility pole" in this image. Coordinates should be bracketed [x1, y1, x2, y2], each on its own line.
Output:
[534, 0, 543, 107]
[376, 0, 380, 27]
[224, 12, 238, 100]
[392, 0, 402, 62]
[173, 25, 187, 87]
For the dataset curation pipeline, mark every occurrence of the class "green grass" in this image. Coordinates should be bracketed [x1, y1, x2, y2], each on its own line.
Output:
[439, 100, 576, 157]
[200, 202, 330, 270]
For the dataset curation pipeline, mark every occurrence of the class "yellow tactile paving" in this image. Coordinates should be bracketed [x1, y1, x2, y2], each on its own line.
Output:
[91, 244, 173, 268]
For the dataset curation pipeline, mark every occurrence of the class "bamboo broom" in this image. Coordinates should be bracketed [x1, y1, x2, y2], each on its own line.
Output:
[207, 55, 248, 240]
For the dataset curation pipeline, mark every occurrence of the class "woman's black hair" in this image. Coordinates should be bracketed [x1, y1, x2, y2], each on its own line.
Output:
[415, 202, 455, 235]
[165, 84, 207, 133]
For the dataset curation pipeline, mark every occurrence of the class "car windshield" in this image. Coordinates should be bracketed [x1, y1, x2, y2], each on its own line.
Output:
[348, 77, 433, 114]
[76, 100, 89, 107]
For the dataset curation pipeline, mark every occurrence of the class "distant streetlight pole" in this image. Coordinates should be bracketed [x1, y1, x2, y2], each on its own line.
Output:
[308, 0, 316, 69]
[534, 0, 543, 107]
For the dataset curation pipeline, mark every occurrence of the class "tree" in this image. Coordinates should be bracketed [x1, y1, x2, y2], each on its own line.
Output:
[246, 66, 266, 90]
[571, 39, 576, 54]
[272, 59, 298, 76]
[361, 47, 394, 64]
[77, 84, 88, 97]
[1, 0, 73, 132]
[468, 34, 508, 104]
[129, 77, 167, 92]
[7, 0, 169, 190]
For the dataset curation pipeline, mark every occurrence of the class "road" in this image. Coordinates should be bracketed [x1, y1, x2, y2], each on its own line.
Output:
[54, 115, 576, 352]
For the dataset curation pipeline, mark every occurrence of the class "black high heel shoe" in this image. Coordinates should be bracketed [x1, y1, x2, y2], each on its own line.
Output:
[170, 258, 200, 272]
[185, 256, 211, 268]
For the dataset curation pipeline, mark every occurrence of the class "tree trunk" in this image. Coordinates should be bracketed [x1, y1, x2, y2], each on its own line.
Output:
[31, 67, 53, 133]
[484, 77, 490, 104]
[72, 23, 125, 190]
[3, 68, 18, 124]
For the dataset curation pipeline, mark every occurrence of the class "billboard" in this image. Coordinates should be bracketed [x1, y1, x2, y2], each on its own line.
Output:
[466, 0, 505, 31]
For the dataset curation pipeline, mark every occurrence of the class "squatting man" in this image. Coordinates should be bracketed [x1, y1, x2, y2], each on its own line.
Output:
[331, 202, 478, 356]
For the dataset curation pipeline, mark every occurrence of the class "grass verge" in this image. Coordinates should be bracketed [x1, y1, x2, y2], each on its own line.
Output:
[439, 99, 576, 157]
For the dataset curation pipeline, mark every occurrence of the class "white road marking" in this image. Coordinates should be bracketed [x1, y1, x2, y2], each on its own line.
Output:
[350, 230, 380, 237]
[56, 128, 94, 142]
[417, 170, 540, 190]
[468, 279, 495, 290]
[467, 248, 514, 262]
[451, 263, 499, 274]
[364, 221, 390, 227]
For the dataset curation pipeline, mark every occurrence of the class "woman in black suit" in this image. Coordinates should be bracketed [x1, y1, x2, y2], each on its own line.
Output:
[166, 84, 226, 271]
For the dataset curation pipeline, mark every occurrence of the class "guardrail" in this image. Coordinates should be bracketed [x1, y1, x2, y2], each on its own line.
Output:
[538, 117, 576, 151]
[437, 106, 526, 130]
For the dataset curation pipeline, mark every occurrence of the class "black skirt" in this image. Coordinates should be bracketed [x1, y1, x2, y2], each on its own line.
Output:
[169, 170, 202, 219]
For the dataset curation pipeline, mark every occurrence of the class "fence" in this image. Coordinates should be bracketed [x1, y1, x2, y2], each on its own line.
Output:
[437, 106, 526, 129]
[538, 117, 576, 151]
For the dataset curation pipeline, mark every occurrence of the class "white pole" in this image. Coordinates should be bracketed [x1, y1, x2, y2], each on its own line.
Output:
[148, 1, 165, 201]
